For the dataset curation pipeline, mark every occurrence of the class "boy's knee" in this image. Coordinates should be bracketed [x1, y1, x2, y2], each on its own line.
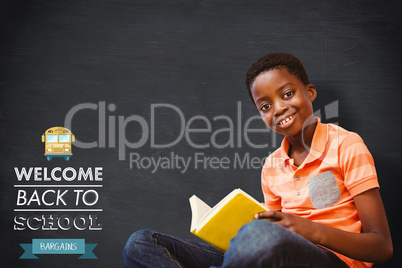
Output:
[234, 220, 296, 252]
[237, 220, 280, 238]
[225, 220, 305, 266]
[241, 221, 306, 254]
[128, 229, 155, 243]
[223, 221, 289, 266]
[123, 229, 155, 258]
[228, 220, 280, 253]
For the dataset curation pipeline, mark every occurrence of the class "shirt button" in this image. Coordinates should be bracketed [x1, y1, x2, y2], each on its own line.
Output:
[296, 191, 301, 196]
[295, 176, 300, 181]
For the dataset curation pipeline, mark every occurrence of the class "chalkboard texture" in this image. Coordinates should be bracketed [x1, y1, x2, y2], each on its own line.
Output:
[0, 0, 401, 267]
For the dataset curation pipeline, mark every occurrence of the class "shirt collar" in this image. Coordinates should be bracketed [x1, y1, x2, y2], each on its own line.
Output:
[277, 117, 328, 167]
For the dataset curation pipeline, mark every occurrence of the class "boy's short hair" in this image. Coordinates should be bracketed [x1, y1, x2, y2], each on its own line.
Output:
[245, 53, 310, 103]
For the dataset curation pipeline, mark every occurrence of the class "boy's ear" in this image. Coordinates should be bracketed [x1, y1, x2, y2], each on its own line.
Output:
[306, 84, 317, 102]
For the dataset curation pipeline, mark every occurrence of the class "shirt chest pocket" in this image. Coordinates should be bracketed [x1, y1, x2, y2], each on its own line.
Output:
[308, 170, 341, 209]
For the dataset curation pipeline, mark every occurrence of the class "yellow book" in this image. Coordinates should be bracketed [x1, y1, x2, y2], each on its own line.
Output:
[189, 188, 267, 252]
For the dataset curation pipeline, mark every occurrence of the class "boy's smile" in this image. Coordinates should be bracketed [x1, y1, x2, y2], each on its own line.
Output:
[250, 68, 317, 139]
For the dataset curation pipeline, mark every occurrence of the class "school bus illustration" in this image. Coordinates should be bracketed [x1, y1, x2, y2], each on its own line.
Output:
[41, 127, 75, 161]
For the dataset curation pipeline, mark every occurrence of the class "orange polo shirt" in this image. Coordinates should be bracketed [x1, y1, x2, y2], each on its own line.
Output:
[261, 118, 379, 268]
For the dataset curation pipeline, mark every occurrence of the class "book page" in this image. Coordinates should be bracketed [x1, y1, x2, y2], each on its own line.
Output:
[189, 195, 211, 232]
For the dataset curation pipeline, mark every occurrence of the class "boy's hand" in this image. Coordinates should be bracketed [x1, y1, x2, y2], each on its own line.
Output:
[254, 211, 319, 243]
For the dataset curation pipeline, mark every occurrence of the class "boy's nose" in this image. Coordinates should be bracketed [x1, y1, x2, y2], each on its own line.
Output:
[274, 101, 288, 117]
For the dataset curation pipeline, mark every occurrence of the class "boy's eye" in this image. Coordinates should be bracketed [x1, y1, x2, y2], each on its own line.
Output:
[260, 103, 271, 111]
[283, 91, 294, 98]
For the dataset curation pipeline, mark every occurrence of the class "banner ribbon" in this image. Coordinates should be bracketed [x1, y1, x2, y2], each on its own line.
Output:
[20, 239, 97, 259]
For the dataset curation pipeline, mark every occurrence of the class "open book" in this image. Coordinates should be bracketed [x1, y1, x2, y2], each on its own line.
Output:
[189, 188, 267, 252]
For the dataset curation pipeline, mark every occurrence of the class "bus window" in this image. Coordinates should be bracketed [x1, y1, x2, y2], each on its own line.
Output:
[59, 135, 70, 142]
[47, 135, 58, 142]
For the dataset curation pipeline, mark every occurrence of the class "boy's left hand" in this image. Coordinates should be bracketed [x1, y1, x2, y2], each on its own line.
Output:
[254, 211, 319, 243]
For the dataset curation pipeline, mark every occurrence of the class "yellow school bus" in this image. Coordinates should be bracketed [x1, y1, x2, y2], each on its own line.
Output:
[41, 127, 75, 161]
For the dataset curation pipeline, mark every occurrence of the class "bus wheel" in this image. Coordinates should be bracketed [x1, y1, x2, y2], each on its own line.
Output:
[65, 157, 70, 161]
[47, 157, 52, 161]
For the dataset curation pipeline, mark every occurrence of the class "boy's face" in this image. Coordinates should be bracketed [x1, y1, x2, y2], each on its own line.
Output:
[250, 68, 317, 138]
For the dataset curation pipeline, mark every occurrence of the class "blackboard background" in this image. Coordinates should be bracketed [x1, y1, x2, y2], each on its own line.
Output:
[1, 0, 401, 267]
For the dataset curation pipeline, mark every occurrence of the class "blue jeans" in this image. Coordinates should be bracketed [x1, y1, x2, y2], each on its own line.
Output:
[123, 220, 349, 268]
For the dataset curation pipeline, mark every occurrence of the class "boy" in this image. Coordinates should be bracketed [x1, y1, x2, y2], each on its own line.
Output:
[123, 53, 393, 267]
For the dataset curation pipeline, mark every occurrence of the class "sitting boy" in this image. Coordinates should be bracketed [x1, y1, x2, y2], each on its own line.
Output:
[123, 53, 393, 268]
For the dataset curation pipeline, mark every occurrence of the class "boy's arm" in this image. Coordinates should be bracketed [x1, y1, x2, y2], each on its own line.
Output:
[255, 188, 393, 263]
